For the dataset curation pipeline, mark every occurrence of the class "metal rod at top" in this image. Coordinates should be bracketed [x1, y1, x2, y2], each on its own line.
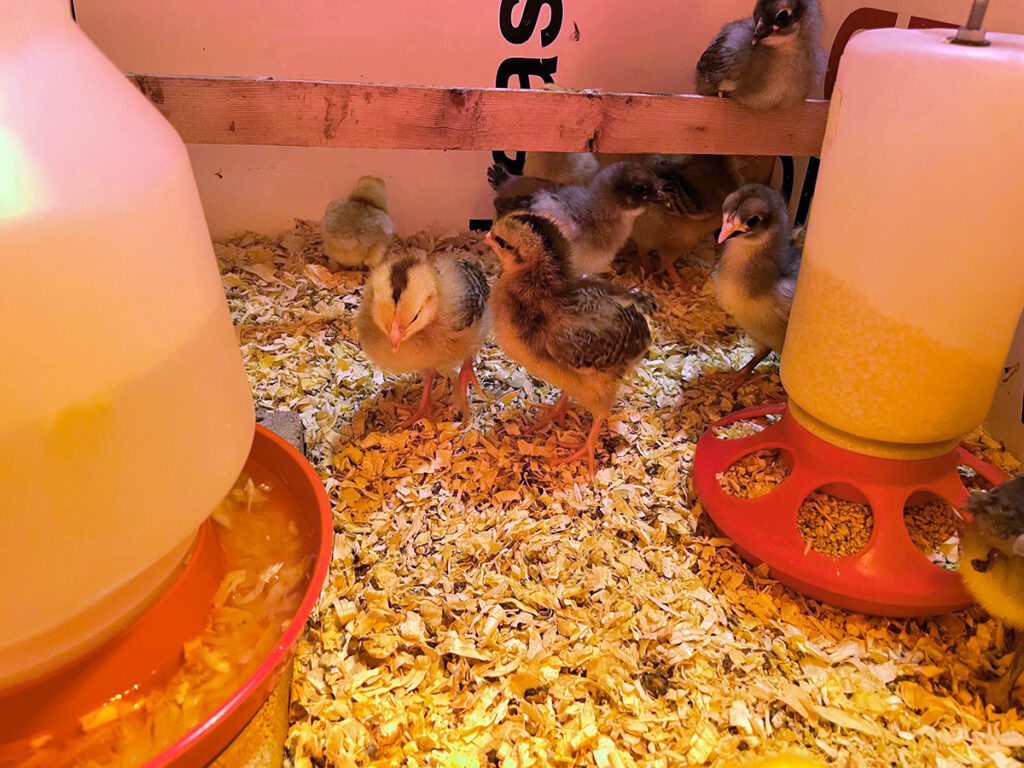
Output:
[952, 0, 991, 45]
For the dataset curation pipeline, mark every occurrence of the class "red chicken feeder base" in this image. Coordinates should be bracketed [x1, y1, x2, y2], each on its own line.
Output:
[692, 402, 1009, 617]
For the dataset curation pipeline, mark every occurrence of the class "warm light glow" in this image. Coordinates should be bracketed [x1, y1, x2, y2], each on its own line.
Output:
[0, 127, 45, 219]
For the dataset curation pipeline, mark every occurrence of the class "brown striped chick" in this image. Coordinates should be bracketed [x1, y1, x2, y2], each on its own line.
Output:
[961, 474, 1024, 711]
[357, 249, 489, 426]
[485, 212, 653, 477]
[631, 154, 775, 289]
[322, 175, 395, 269]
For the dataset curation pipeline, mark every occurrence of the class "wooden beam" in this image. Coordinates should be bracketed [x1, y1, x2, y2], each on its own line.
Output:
[128, 75, 829, 157]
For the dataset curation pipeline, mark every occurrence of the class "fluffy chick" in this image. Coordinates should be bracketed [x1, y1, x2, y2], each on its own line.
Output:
[357, 249, 489, 426]
[631, 154, 774, 288]
[961, 474, 1024, 711]
[485, 212, 652, 477]
[711, 184, 800, 385]
[488, 162, 666, 276]
[696, 0, 825, 111]
[322, 176, 396, 269]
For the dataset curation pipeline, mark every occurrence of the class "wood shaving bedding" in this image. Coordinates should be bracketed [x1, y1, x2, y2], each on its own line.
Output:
[215, 220, 1024, 768]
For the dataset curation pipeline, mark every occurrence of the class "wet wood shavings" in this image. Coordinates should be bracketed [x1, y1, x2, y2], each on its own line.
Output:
[214, 220, 1024, 768]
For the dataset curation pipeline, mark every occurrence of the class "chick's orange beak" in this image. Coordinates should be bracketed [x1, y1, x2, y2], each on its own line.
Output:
[718, 217, 741, 244]
[482, 231, 497, 251]
[389, 318, 405, 351]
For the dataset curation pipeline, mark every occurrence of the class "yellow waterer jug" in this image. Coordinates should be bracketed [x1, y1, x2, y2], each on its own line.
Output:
[0, 0, 254, 685]
[694, 7, 1024, 616]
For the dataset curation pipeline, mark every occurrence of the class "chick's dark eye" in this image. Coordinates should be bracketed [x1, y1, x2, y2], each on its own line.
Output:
[746, 215, 762, 228]
[774, 9, 791, 25]
[494, 235, 509, 249]
[633, 184, 648, 196]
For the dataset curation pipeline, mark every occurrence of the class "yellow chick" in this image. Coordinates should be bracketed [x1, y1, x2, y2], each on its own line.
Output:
[357, 249, 490, 426]
[321, 175, 395, 269]
[485, 212, 653, 477]
[960, 473, 1024, 711]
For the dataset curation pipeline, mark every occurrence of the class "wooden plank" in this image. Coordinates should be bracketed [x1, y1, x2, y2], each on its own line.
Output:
[128, 75, 829, 157]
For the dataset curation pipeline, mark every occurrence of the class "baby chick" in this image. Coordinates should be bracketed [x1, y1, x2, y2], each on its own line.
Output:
[696, 0, 825, 111]
[485, 212, 652, 477]
[357, 249, 489, 426]
[631, 154, 774, 288]
[488, 162, 666, 276]
[711, 184, 800, 386]
[961, 474, 1024, 711]
[322, 175, 396, 269]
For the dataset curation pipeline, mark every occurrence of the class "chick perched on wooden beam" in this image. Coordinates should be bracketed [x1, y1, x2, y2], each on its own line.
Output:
[485, 212, 653, 477]
[321, 175, 395, 269]
[356, 248, 489, 426]
[487, 161, 667, 277]
[960, 474, 1024, 711]
[696, 0, 825, 111]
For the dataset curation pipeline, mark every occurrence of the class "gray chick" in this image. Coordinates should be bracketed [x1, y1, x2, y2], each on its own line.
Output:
[961, 474, 1024, 711]
[485, 211, 653, 478]
[711, 184, 800, 385]
[487, 161, 666, 276]
[696, 0, 825, 111]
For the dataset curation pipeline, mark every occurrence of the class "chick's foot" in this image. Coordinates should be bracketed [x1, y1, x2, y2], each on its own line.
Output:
[525, 393, 573, 433]
[396, 370, 443, 427]
[640, 251, 698, 294]
[550, 416, 604, 479]
[456, 358, 486, 417]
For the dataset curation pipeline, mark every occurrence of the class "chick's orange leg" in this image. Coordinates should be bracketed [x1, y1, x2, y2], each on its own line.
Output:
[525, 393, 572, 433]
[739, 347, 772, 376]
[550, 416, 604, 478]
[638, 250, 659, 278]
[397, 369, 443, 427]
[455, 358, 486, 415]
[695, 347, 772, 397]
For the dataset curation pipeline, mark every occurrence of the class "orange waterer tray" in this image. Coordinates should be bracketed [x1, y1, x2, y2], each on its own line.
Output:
[0, 425, 333, 767]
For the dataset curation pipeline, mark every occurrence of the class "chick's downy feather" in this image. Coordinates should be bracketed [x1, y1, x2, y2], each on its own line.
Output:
[961, 475, 1024, 627]
[322, 175, 396, 269]
[488, 212, 651, 420]
[696, 0, 825, 111]
[357, 249, 489, 376]
[489, 162, 665, 276]
[713, 184, 800, 363]
[960, 474, 1024, 710]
